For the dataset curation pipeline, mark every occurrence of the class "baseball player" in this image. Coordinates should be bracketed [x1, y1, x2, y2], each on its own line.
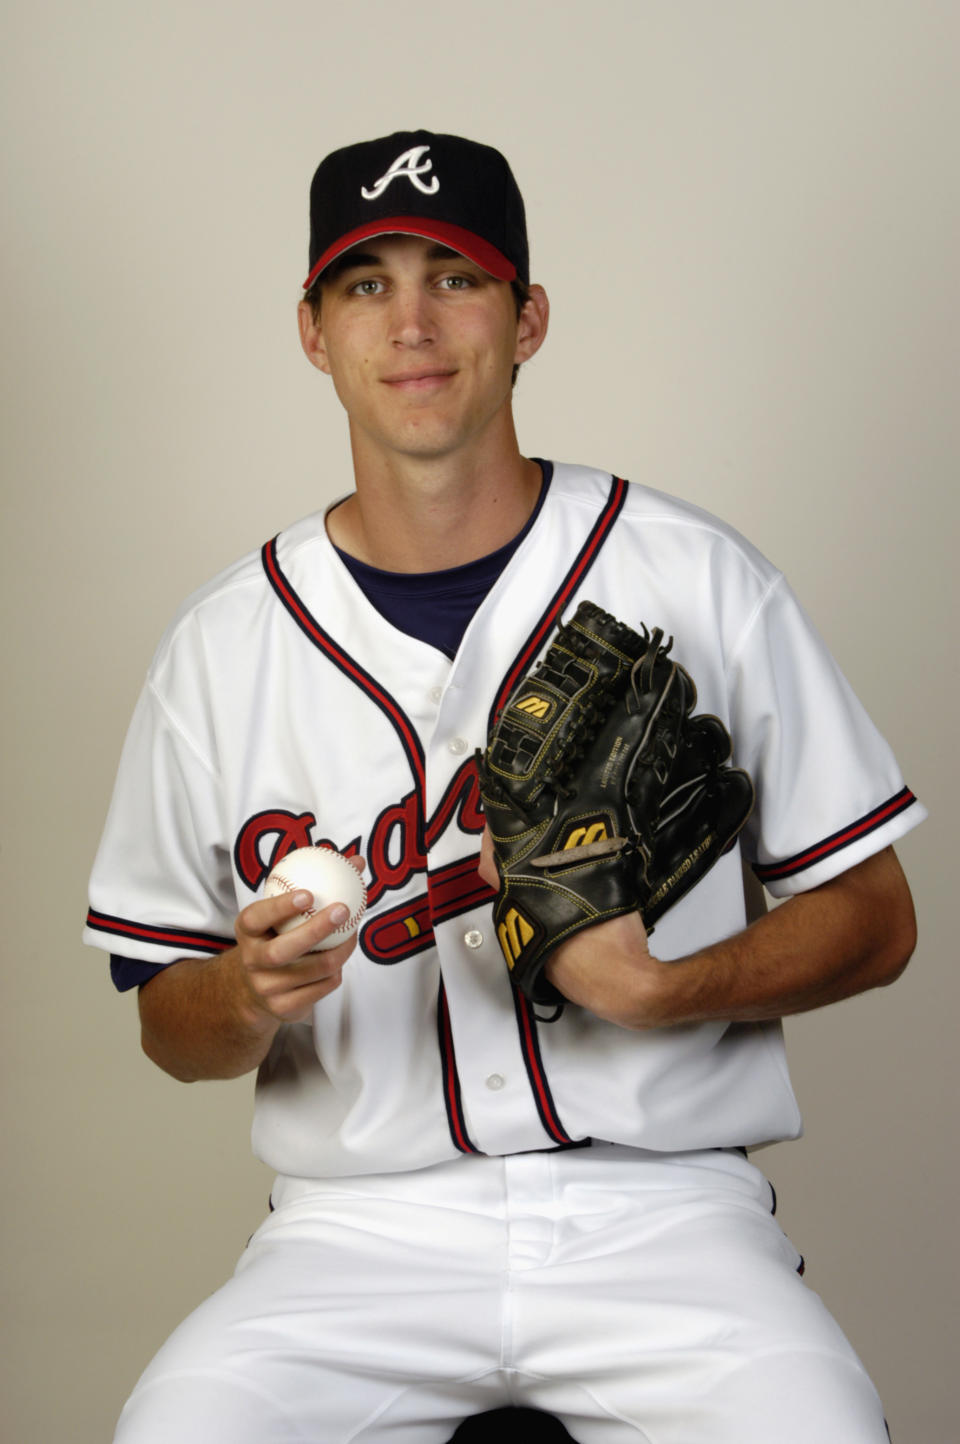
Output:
[85, 130, 924, 1443]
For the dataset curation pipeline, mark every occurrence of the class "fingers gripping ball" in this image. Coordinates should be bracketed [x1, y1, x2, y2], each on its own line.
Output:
[265, 848, 367, 952]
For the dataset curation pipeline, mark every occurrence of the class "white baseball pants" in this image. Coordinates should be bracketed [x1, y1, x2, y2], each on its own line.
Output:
[114, 1146, 890, 1443]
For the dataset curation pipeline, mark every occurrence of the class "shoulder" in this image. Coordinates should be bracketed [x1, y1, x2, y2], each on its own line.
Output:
[548, 461, 781, 593]
[146, 510, 332, 682]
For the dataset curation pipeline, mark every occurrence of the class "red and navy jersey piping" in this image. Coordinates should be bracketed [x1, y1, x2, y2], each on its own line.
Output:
[262, 536, 427, 805]
[437, 980, 482, 1154]
[754, 787, 918, 883]
[512, 991, 576, 1144]
[86, 909, 233, 954]
[489, 473, 629, 730]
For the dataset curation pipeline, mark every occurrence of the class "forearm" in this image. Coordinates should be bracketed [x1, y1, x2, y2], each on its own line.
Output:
[546, 846, 917, 1030]
[137, 880, 361, 1082]
[656, 848, 916, 1024]
[138, 950, 280, 1083]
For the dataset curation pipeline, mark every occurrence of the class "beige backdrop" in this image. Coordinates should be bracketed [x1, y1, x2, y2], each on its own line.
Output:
[2, 2, 957, 1440]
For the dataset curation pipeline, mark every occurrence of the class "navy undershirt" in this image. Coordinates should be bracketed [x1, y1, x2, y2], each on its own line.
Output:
[109, 461, 553, 992]
[332, 459, 551, 657]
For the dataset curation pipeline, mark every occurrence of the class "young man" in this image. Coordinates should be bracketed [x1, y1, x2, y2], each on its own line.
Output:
[86, 130, 923, 1443]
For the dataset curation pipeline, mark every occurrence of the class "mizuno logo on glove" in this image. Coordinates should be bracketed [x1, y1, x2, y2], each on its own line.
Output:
[562, 820, 610, 850]
[514, 695, 553, 719]
[497, 906, 536, 970]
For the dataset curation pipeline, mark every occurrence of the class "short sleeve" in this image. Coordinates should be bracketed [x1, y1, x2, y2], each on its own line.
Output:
[84, 679, 237, 966]
[729, 575, 925, 897]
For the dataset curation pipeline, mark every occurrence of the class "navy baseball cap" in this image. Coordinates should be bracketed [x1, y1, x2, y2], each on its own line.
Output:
[303, 130, 529, 290]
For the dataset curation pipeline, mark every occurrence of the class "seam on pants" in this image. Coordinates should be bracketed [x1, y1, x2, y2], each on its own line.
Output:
[510, 1367, 656, 1443]
[500, 1262, 516, 1377]
[705, 1343, 879, 1388]
[549, 1151, 562, 1262]
[120, 1366, 317, 1444]
[688, 1345, 887, 1441]
[343, 1366, 505, 1444]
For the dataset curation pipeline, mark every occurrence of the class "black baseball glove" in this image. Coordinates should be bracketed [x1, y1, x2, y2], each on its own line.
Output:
[477, 601, 754, 1009]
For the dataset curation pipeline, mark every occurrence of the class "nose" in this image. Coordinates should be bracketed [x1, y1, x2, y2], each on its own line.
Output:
[388, 283, 435, 349]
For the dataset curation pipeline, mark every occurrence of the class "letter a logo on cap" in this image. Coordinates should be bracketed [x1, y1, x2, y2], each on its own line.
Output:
[361, 145, 440, 201]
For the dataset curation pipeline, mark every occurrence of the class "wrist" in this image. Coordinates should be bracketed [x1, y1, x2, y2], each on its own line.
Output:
[221, 948, 285, 1039]
[544, 911, 668, 1029]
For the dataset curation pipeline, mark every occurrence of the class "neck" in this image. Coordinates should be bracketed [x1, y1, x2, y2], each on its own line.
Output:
[327, 424, 543, 573]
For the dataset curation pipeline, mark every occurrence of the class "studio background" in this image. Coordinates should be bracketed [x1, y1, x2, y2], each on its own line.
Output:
[2, 2, 956, 1440]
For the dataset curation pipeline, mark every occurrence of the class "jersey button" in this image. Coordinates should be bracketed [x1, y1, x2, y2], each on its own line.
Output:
[485, 1073, 505, 1091]
[428, 686, 443, 704]
[448, 737, 468, 755]
[464, 929, 483, 949]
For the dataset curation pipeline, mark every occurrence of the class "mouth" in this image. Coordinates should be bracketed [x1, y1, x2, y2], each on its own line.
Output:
[381, 369, 457, 392]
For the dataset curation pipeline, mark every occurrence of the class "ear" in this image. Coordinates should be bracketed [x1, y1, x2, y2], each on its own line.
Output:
[298, 299, 331, 375]
[514, 284, 549, 367]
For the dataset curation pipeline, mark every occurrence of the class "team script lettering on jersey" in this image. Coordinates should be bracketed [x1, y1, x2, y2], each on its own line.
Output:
[233, 759, 490, 964]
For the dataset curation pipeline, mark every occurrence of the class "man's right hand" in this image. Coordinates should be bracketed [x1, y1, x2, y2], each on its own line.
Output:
[233, 863, 364, 1025]
[137, 858, 365, 1082]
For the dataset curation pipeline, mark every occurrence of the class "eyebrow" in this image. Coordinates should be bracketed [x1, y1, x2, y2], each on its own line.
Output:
[323, 243, 466, 283]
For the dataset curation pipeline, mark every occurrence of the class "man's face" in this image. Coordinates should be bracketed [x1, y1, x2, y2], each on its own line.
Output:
[298, 235, 545, 467]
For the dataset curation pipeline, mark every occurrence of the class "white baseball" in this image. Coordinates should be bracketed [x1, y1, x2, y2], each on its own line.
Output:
[264, 848, 367, 952]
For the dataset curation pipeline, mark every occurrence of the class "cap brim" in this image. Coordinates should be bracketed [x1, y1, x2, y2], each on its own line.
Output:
[303, 216, 517, 290]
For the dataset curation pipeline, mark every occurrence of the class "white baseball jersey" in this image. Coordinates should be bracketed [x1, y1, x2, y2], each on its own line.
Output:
[85, 464, 924, 1178]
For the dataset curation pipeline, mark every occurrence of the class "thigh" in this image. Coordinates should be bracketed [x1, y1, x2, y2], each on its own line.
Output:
[512, 1148, 889, 1444]
[114, 1165, 511, 1444]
